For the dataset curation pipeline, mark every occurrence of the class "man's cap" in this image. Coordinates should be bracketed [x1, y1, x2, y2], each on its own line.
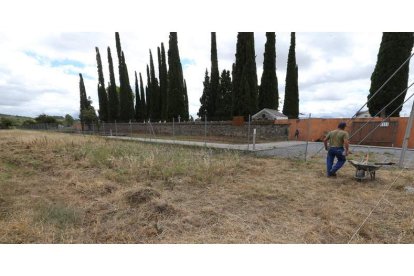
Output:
[338, 122, 347, 129]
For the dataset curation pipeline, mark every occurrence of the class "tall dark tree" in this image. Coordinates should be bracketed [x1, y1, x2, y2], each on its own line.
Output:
[216, 69, 232, 120]
[139, 73, 146, 121]
[115, 32, 122, 62]
[259, 32, 279, 110]
[159, 43, 168, 121]
[134, 71, 142, 121]
[79, 73, 97, 130]
[282, 32, 299, 119]
[184, 79, 189, 120]
[198, 69, 210, 119]
[115, 32, 135, 121]
[79, 73, 89, 112]
[146, 65, 152, 120]
[210, 32, 220, 119]
[95, 47, 109, 122]
[232, 32, 258, 118]
[149, 50, 160, 120]
[107, 47, 119, 121]
[368, 32, 414, 117]
[167, 32, 187, 121]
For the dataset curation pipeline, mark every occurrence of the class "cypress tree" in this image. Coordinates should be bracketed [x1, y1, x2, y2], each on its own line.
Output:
[149, 50, 160, 121]
[79, 73, 96, 130]
[115, 32, 122, 62]
[107, 47, 119, 121]
[198, 69, 210, 119]
[115, 32, 135, 121]
[159, 44, 168, 121]
[282, 32, 299, 119]
[79, 73, 89, 112]
[368, 32, 414, 117]
[167, 32, 187, 121]
[259, 32, 279, 110]
[216, 69, 232, 120]
[146, 65, 152, 120]
[95, 47, 109, 122]
[134, 71, 141, 121]
[232, 32, 258, 118]
[139, 73, 146, 121]
[210, 32, 220, 120]
[184, 79, 189, 120]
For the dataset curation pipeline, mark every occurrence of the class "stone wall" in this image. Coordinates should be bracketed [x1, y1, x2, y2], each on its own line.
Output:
[101, 121, 289, 140]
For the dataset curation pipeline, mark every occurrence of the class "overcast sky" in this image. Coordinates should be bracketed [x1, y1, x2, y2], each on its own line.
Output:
[1, 1, 413, 119]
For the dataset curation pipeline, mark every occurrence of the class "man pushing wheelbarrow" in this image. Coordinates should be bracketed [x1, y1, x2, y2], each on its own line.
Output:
[323, 122, 350, 177]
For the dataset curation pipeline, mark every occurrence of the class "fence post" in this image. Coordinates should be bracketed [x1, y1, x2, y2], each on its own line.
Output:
[115, 120, 118, 136]
[173, 117, 175, 144]
[102, 121, 105, 136]
[305, 113, 312, 161]
[247, 115, 251, 150]
[399, 100, 414, 167]
[204, 114, 207, 148]
[129, 120, 132, 137]
[253, 128, 256, 151]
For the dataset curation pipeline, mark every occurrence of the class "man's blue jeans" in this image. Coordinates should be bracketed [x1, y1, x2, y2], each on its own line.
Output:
[326, 147, 346, 176]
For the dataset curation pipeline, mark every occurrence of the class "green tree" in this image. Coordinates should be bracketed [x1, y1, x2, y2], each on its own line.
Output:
[216, 69, 232, 120]
[149, 50, 160, 121]
[146, 65, 152, 119]
[232, 32, 258, 118]
[115, 32, 135, 122]
[259, 32, 279, 110]
[0, 117, 17, 129]
[35, 114, 58, 124]
[79, 73, 90, 130]
[79, 73, 89, 111]
[64, 114, 74, 126]
[134, 71, 142, 121]
[80, 104, 98, 129]
[107, 47, 119, 121]
[139, 73, 146, 121]
[159, 44, 168, 121]
[183, 79, 189, 120]
[198, 69, 210, 119]
[95, 47, 109, 122]
[282, 32, 299, 119]
[167, 32, 187, 121]
[368, 32, 414, 117]
[118, 51, 135, 121]
[210, 32, 220, 119]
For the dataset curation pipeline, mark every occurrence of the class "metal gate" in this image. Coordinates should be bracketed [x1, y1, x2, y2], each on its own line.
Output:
[350, 121, 399, 147]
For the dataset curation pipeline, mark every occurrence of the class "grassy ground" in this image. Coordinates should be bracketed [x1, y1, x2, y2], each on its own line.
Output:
[1, 130, 414, 243]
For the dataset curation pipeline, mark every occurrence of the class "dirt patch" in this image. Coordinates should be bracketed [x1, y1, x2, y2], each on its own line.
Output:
[126, 188, 161, 206]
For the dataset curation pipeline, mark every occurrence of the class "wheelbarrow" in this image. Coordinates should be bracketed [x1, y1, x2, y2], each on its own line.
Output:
[348, 160, 382, 181]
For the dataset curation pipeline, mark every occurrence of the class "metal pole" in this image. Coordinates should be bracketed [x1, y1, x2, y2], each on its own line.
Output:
[102, 121, 105, 136]
[305, 113, 312, 161]
[252, 128, 256, 151]
[247, 115, 251, 150]
[115, 120, 118, 136]
[204, 114, 207, 148]
[399, 100, 414, 167]
[129, 120, 132, 137]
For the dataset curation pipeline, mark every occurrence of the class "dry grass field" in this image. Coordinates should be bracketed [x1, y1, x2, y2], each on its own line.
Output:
[1, 129, 414, 243]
